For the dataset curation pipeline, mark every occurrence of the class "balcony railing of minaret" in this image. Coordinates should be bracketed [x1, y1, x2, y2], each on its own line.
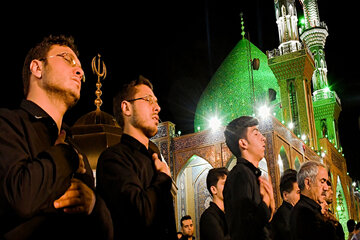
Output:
[312, 89, 341, 105]
[299, 21, 328, 35]
[266, 42, 314, 60]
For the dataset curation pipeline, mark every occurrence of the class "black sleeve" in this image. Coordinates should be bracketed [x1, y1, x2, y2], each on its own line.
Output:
[224, 170, 270, 238]
[200, 210, 229, 240]
[96, 149, 172, 227]
[0, 114, 79, 218]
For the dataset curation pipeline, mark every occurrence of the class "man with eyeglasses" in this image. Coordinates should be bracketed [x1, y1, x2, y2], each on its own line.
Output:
[96, 76, 177, 240]
[0, 35, 112, 239]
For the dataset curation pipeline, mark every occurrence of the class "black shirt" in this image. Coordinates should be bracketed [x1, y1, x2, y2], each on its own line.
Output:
[200, 202, 230, 240]
[290, 194, 337, 240]
[223, 157, 271, 240]
[0, 100, 113, 239]
[271, 200, 293, 240]
[96, 133, 177, 240]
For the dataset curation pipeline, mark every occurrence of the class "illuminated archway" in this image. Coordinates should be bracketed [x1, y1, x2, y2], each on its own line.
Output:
[176, 155, 213, 238]
[335, 176, 350, 238]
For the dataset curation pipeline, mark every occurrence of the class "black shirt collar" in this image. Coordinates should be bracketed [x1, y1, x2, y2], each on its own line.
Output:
[210, 202, 224, 215]
[20, 99, 69, 144]
[21, 99, 51, 119]
[299, 194, 322, 212]
[237, 157, 262, 178]
[121, 134, 151, 155]
[282, 200, 293, 210]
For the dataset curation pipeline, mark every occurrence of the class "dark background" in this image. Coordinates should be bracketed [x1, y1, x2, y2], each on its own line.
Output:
[1, 0, 359, 180]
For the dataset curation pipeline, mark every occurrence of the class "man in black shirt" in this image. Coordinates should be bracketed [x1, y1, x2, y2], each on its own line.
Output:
[200, 167, 230, 240]
[290, 160, 335, 240]
[96, 76, 177, 240]
[271, 169, 300, 240]
[223, 116, 275, 240]
[0, 35, 112, 239]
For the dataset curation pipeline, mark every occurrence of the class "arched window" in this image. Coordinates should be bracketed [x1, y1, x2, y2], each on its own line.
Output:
[294, 157, 300, 171]
[278, 146, 290, 175]
[336, 176, 350, 239]
[176, 155, 212, 239]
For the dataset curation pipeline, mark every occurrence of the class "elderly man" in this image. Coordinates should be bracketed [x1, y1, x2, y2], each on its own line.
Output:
[290, 160, 336, 240]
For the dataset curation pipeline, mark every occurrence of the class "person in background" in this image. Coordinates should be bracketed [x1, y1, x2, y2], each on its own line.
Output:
[223, 116, 275, 240]
[0, 35, 112, 239]
[200, 167, 230, 240]
[321, 179, 344, 240]
[290, 160, 336, 240]
[270, 169, 300, 240]
[180, 215, 195, 240]
[96, 76, 177, 240]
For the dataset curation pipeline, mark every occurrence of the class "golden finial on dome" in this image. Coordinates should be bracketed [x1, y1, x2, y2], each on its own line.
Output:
[91, 54, 107, 110]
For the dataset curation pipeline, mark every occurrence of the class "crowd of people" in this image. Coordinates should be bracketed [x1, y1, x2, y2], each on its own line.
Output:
[0, 34, 357, 240]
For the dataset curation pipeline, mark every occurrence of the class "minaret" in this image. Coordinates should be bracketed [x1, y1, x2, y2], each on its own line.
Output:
[299, 0, 329, 91]
[267, 0, 318, 149]
[299, 0, 342, 148]
[274, 0, 302, 55]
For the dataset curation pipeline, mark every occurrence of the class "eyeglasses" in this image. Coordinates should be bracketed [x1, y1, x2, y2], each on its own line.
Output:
[39, 52, 85, 82]
[126, 95, 159, 106]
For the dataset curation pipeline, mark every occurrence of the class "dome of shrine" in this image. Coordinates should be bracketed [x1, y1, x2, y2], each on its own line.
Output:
[194, 38, 282, 131]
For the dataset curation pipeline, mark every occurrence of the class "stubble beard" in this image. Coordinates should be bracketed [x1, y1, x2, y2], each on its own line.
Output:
[43, 81, 80, 109]
[132, 108, 158, 138]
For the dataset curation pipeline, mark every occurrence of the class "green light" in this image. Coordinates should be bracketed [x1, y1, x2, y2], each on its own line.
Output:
[299, 17, 305, 26]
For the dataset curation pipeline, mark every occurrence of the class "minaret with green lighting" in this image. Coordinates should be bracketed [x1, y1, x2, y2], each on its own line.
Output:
[299, 0, 342, 149]
[267, 0, 318, 149]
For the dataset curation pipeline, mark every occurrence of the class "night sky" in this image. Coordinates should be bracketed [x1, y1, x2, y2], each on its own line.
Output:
[2, 0, 359, 180]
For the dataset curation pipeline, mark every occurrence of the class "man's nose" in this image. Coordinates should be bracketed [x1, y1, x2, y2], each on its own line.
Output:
[74, 67, 85, 82]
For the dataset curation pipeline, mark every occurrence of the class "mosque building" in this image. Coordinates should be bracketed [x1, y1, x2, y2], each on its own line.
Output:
[71, 0, 360, 238]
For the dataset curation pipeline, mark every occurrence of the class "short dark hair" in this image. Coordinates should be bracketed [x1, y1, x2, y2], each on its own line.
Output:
[224, 116, 259, 157]
[113, 75, 153, 128]
[22, 35, 79, 97]
[180, 215, 192, 226]
[347, 219, 356, 232]
[206, 167, 229, 196]
[280, 169, 297, 199]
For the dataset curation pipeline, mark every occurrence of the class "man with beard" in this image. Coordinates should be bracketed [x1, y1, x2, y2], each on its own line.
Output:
[97, 76, 177, 240]
[0, 35, 112, 239]
[290, 160, 335, 240]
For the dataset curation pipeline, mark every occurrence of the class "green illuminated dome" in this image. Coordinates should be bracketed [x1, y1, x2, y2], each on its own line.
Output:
[194, 38, 282, 131]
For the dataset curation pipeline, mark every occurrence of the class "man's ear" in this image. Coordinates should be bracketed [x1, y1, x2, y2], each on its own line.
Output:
[30, 60, 43, 79]
[304, 178, 311, 190]
[210, 185, 217, 196]
[238, 138, 248, 150]
[282, 191, 289, 201]
[121, 100, 132, 117]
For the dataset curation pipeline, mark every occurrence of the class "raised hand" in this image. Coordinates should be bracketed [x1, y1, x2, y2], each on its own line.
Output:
[54, 178, 95, 215]
[152, 153, 171, 177]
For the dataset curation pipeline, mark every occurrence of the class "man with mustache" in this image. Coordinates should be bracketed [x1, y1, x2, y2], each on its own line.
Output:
[96, 76, 177, 240]
[290, 160, 336, 240]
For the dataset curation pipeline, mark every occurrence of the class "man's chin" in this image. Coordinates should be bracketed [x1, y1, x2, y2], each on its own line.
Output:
[145, 127, 158, 138]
